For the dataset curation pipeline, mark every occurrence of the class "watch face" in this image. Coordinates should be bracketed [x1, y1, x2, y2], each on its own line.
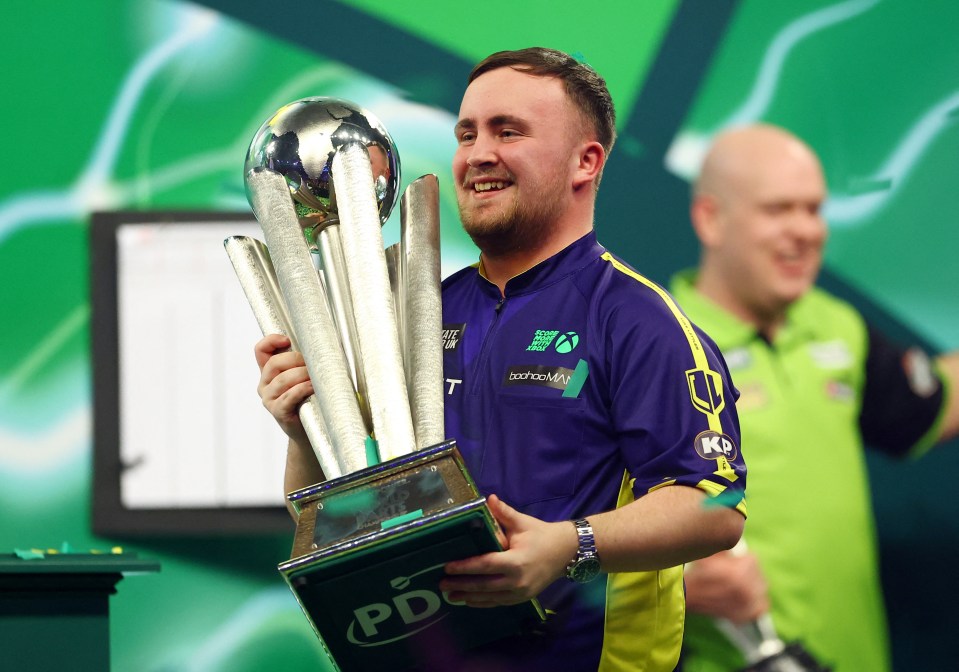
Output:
[570, 557, 601, 583]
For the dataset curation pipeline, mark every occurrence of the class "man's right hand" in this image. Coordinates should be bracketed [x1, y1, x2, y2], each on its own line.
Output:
[684, 549, 770, 623]
[254, 333, 313, 445]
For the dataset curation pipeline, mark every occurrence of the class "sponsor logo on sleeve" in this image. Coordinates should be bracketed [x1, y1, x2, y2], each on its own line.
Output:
[902, 347, 939, 398]
[686, 367, 726, 417]
[694, 430, 738, 461]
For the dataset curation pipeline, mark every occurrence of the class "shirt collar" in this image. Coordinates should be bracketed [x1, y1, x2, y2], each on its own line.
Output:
[475, 231, 606, 297]
[669, 270, 755, 350]
[669, 269, 819, 349]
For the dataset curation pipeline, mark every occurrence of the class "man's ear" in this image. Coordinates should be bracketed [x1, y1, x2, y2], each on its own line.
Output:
[572, 141, 605, 189]
[690, 193, 723, 247]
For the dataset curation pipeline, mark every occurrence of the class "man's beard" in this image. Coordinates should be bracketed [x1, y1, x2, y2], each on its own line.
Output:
[458, 179, 567, 258]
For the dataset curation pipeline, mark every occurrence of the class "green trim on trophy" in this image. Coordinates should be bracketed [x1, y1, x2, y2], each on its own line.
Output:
[365, 436, 381, 467]
[381, 509, 424, 530]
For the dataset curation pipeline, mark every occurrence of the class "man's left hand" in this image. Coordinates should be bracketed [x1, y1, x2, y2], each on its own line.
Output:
[440, 495, 578, 607]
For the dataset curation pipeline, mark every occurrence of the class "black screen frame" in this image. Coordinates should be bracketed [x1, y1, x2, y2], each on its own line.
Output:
[90, 210, 293, 537]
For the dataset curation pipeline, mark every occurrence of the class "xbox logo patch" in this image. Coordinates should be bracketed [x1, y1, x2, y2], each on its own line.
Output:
[555, 332, 579, 353]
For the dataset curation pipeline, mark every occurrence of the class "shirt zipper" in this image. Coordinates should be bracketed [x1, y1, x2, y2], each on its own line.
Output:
[471, 295, 506, 395]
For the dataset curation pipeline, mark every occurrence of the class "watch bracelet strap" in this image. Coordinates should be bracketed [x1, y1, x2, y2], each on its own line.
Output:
[567, 517, 599, 569]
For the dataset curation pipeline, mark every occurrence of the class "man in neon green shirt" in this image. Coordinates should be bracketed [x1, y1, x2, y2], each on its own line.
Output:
[673, 124, 959, 672]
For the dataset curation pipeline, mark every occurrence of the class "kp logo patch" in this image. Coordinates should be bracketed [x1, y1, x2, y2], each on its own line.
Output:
[694, 431, 738, 461]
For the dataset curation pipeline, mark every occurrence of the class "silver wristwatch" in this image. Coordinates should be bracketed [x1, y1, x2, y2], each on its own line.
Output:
[565, 518, 601, 583]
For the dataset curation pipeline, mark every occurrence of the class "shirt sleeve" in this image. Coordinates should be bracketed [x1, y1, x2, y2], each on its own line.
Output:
[609, 305, 747, 515]
[859, 324, 945, 457]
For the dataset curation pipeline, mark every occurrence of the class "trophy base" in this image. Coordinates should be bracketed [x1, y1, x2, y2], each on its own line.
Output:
[279, 440, 545, 672]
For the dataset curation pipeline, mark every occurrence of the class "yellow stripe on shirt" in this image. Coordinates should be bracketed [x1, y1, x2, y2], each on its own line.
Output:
[601, 252, 726, 433]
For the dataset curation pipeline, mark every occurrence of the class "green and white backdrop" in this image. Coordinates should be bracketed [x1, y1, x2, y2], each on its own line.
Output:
[2, 1, 956, 669]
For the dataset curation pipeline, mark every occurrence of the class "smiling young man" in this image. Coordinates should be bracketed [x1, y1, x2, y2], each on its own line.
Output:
[432, 48, 748, 670]
[256, 48, 747, 671]
[673, 124, 959, 672]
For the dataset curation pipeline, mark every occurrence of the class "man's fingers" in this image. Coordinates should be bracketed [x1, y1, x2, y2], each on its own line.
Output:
[451, 591, 525, 608]
[254, 333, 291, 368]
[443, 573, 538, 606]
[487, 494, 520, 528]
[271, 379, 314, 417]
[258, 351, 307, 391]
[442, 572, 533, 607]
[440, 573, 511, 594]
[262, 364, 311, 398]
[444, 552, 506, 576]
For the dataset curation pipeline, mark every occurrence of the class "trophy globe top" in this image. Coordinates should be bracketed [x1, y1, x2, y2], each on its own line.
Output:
[244, 97, 401, 229]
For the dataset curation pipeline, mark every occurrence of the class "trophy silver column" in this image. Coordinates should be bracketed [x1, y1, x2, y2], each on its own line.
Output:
[224, 234, 345, 478]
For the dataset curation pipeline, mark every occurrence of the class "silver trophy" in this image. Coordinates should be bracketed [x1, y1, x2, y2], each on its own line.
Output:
[242, 97, 419, 464]
[225, 98, 543, 671]
[228, 97, 450, 472]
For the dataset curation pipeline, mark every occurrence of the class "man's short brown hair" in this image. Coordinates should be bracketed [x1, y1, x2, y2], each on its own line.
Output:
[469, 47, 617, 156]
